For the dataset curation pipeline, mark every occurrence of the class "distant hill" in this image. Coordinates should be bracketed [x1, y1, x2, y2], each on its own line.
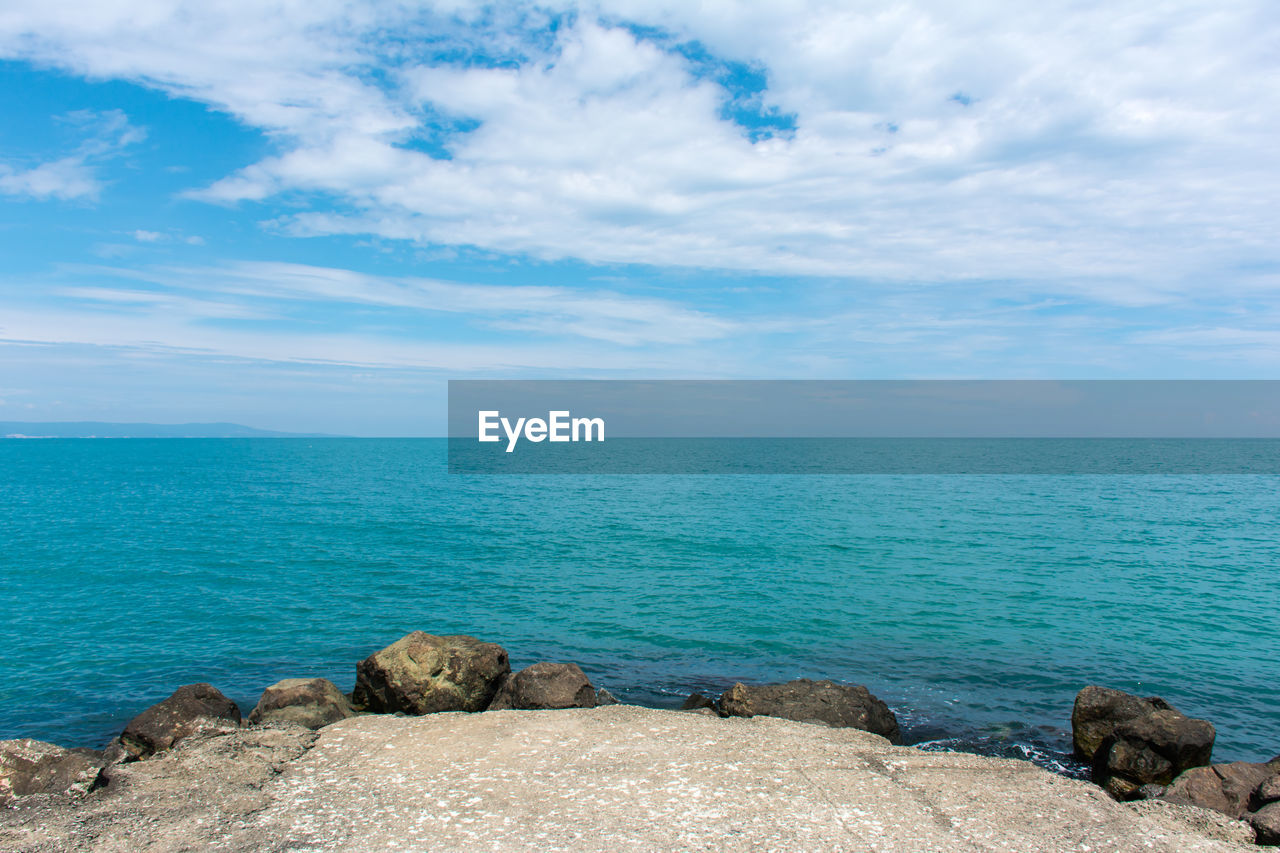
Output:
[0, 422, 337, 438]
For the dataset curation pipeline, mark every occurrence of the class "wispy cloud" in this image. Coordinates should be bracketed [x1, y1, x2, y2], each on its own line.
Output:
[0, 109, 144, 201]
[79, 260, 740, 347]
[5, 258, 1278, 383]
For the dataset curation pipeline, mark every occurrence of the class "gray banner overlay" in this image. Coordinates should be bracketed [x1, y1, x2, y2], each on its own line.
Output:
[448, 380, 1280, 474]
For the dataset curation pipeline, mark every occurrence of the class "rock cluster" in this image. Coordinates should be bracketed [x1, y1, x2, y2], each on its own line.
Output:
[13, 631, 1279, 848]
[1071, 685, 1280, 846]
[1161, 759, 1280, 844]
[1071, 685, 1215, 799]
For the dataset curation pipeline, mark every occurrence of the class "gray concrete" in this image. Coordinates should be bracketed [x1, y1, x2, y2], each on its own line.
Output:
[1, 705, 1255, 851]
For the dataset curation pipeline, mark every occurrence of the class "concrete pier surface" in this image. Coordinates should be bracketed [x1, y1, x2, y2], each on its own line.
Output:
[1, 705, 1254, 851]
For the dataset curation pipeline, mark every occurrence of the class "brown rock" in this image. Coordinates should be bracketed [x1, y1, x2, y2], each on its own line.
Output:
[1257, 773, 1280, 806]
[352, 632, 510, 714]
[1071, 686, 1170, 762]
[1106, 740, 1172, 787]
[487, 663, 596, 711]
[119, 683, 242, 760]
[679, 693, 717, 712]
[719, 679, 901, 744]
[1091, 702, 1215, 797]
[1113, 709, 1214, 776]
[1162, 766, 1231, 815]
[0, 739, 102, 805]
[248, 678, 356, 729]
[1161, 762, 1275, 820]
[1212, 761, 1273, 818]
[1252, 801, 1280, 846]
[1103, 774, 1141, 801]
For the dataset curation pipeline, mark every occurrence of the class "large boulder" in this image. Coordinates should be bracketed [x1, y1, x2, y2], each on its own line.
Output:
[1071, 686, 1214, 798]
[352, 631, 510, 714]
[1162, 761, 1278, 819]
[488, 663, 597, 711]
[1071, 685, 1171, 762]
[249, 678, 357, 729]
[118, 683, 242, 761]
[0, 739, 102, 805]
[719, 679, 901, 744]
[1100, 709, 1215, 797]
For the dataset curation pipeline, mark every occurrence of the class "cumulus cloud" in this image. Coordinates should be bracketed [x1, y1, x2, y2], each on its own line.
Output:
[1, 1, 1277, 298]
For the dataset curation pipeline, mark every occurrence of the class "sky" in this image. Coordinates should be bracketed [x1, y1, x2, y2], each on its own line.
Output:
[1, 1, 1277, 435]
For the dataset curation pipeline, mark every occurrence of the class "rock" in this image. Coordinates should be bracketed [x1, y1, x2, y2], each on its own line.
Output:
[1161, 762, 1275, 819]
[488, 663, 597, 711]
[1113, 710, 1215, 777]
[1135, 783, 1167, 800]
[1106, 739, 1173, 787]
[23, 724, 318, 850]
[1257, 773, 1280, 806]
[1071, 685, 1170, 762]
[1074, 687, 1215, 798]
[595, 687, 619, 706]
[0, 739, 102, 805]
[1162, 766, 1232, 815]
[1213, 761, 1274, 817]
[352, 631, 510, 714]
[0, 708, 1258, 851]
[119, 683, 242, 760]
[1103, 774, 1142, 801]
[248, 678, 357, 729]
[679, 693, 717, 712]
[719, 679, 901, 744]
[1253, 802, 1280, 846]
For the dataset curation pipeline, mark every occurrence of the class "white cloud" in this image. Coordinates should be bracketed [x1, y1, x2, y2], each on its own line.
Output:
[1, 2, 1277, 299]
[130, 229, 205, 245]
[6, 258, 1278, 380]
[0, 304, 714, 374]
[0, 109, 144, 201]
[0, 156, 102, 200]
[73, 260, 739, 347]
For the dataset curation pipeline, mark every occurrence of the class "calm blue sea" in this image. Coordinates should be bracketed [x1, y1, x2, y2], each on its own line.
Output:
[2, 438, 1277, 773]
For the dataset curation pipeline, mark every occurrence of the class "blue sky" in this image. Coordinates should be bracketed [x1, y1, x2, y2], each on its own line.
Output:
[1, 1, 1278, 435]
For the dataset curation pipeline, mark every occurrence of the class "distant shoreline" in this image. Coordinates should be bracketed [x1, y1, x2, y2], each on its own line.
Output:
[0, 421, 339, 439]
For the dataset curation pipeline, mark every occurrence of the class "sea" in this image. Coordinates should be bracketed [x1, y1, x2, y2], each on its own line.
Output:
[2, 438, 1277, 776]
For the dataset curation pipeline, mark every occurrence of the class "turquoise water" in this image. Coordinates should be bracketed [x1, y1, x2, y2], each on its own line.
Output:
[1, 439, 1277, 770]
